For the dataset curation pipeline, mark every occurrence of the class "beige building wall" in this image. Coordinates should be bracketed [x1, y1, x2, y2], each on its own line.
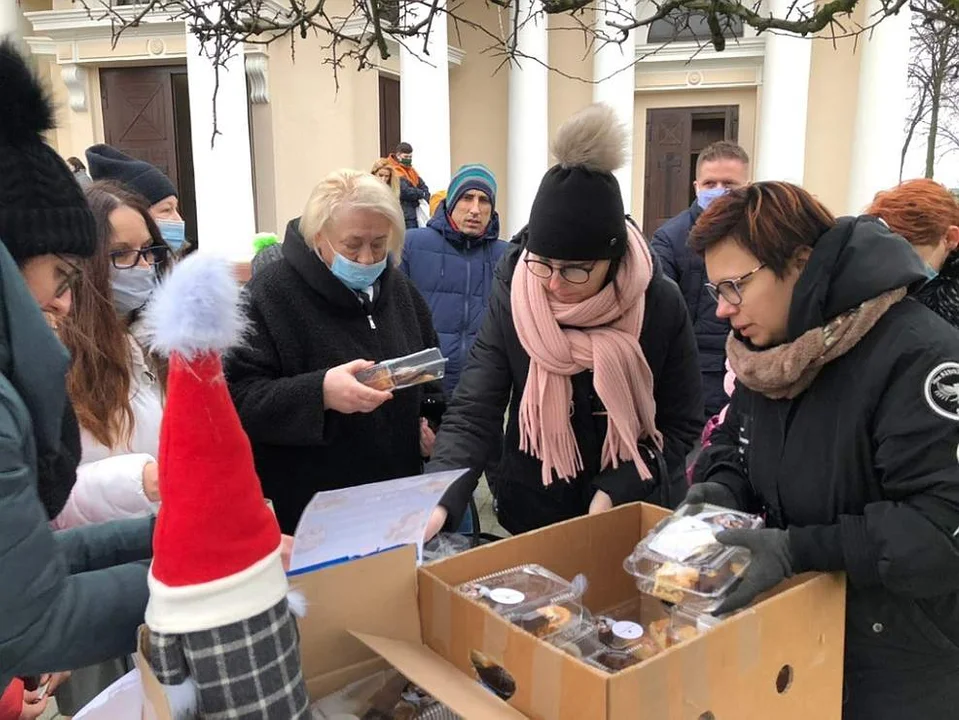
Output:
[803, 3, 866, 215]
[547, 13, 594, 145]
[632, 86, 758, 221]
[447, 3, 509, 227]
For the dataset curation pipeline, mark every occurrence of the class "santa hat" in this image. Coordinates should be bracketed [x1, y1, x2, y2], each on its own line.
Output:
[141, 254, 287, 634]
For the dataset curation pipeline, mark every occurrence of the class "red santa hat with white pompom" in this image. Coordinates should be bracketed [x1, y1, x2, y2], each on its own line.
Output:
[141, 254, 288, 634]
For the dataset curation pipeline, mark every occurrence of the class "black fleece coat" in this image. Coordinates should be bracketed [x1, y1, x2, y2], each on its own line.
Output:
[427, 229, 704, 534]
[225, 221, 445, 533]
[693, 217, 959, 719]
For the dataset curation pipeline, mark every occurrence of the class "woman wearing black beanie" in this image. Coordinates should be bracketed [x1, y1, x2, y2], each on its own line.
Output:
[425, 104, 703, 537]
[0, 40, 153, 709]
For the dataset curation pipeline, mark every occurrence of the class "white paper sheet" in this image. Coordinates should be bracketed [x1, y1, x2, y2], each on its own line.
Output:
[287, 469, 466, 575]
[74, 669, 143, 719]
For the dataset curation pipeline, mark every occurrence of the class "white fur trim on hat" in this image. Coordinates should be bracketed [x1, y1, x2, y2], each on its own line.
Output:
[146, 548, 288, 634]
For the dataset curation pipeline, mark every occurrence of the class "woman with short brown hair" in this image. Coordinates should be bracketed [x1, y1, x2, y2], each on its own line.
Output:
[688, 181, 959, 718]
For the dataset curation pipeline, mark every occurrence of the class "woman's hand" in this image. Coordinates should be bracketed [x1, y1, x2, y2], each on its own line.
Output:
[419, 418, 436, 458]
[424, 506, 448, 542]
[588, 489, 613, 514]
[142, 462, 160, 503]
[323, 360, 393, 414]
[280, 534, 294, 573]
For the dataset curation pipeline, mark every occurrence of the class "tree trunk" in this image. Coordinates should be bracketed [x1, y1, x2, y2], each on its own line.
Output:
[926, 78, 942, 178]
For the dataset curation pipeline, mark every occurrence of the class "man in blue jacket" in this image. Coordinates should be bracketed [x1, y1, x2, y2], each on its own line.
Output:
[402, 164, 508, 396]
[651, 141, 749, 418]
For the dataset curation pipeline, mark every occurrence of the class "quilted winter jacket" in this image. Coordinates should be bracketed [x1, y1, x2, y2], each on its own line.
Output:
[401, 204, 508, 394]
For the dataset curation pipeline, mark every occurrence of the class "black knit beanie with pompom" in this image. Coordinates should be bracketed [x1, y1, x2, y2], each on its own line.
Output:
[0, 40, 97, 263]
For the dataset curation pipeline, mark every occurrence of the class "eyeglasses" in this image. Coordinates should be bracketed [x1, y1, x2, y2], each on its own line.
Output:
[54, 255, 82, 299]
[704, 263, 766, 306]
[109, 245, 169, 270]
[523, 258, 596, 285]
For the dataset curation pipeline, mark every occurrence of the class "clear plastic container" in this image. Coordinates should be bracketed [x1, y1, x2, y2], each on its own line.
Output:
[457, 564, 587, 621]
[355, 348, 447, 392]
[509, 598, 587, 640]
[667, 606, 722, 647]
[623, 502, 763, 612]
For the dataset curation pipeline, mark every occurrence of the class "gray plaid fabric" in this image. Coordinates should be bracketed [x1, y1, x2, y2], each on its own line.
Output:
[149, 598, 309, 719]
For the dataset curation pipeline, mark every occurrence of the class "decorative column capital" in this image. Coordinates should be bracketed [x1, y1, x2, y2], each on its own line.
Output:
[244, 50, 269, 104]
[61, 63, 88, 113]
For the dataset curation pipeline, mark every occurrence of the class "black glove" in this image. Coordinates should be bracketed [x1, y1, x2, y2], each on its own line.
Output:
[684, 481, 739, 510]
[713, 528, 794, 614]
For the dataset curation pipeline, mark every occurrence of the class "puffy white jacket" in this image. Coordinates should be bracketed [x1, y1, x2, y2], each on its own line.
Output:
[53, 338, 163, 529]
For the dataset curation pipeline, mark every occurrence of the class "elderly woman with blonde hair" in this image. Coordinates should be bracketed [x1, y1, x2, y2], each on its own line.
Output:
[225, 169, 445, 532]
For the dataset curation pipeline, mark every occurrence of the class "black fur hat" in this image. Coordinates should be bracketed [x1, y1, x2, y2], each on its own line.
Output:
[0, 41, 96, 263]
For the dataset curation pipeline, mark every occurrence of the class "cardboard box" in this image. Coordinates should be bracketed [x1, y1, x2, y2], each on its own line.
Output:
[136, 503, 846, 720]
[136, 545, 525, 719]
[419, 503, 847, 720]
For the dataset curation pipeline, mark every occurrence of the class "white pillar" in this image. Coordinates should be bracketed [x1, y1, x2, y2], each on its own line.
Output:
[1, 0, 21, 42]
[400, 0, 451, 193]
[592, 3, 636, 212]
[847, 0, 912, 213]
[507, 0, 549, 237]
[754, 0, 812, 183]
[186, 31, 256, 261]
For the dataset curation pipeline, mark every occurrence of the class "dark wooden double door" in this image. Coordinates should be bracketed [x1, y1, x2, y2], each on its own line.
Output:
[100, 65, 198, 248]
[642, 105, 739, 238]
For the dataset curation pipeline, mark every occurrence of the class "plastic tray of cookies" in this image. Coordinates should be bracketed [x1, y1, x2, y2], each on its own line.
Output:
[456, 564, 587, 622]
[667, 606, 723, 646]
[355, 348, 447, 392]
[622, 502, 763, 612]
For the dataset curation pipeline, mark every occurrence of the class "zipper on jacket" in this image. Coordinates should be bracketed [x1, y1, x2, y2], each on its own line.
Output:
[367, 314, 376, 330]
[461, 248, 471, 361]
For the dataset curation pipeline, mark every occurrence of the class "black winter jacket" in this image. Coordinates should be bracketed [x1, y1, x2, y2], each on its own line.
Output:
[225, 221, 445, 534]
[427, 232, 704, 534]
[916, 250, 959, 328]
[651, 202, 731, 416]
[693, 217, 959, 719]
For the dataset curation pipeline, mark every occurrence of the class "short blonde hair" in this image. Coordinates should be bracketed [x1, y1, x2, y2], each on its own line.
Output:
[299, 169, 406, 262]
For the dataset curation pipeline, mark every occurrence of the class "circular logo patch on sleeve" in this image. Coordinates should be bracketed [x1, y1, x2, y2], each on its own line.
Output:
[924, 362, 959, 420]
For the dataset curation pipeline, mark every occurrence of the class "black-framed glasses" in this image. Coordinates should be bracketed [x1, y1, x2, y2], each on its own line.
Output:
[54, 255, 82, 299]
[523, 258, 596, 285]
[109, 245, 169, 270]
[704, 263, 766, 306]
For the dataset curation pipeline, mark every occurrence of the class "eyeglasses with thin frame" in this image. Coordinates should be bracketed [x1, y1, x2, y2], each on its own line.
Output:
[704, 263, 766, 306]
[109, 244, 169, 270]
[54, 255, 82, 299]
[523, 257, 597, 285]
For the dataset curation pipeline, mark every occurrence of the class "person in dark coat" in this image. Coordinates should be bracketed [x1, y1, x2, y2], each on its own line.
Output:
[424, 104, 703, 538]
[0, 40, 152, 698]
[651, 141, 749, 417]
[688, 181, 959, 720]
[867, 178, 959, 327]
[225, 169, 446, 534]
[388, 142, 430, 229]
[401, 163, 508, 395]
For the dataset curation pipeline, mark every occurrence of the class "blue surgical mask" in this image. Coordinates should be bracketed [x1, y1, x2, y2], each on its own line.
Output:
[156, 219, 186, 251]
[323, 241, 387, 291]
[697, 187, 729, 210]
[924, 263, 939, 281]
[111, 265, 158, 315]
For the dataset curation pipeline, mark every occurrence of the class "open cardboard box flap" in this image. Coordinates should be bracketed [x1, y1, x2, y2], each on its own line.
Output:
[137, 543, 524, 718]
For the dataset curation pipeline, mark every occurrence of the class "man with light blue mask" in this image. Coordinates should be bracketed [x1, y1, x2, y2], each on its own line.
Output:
[85, 145, 190, 253]
[650, 141, 749, 418]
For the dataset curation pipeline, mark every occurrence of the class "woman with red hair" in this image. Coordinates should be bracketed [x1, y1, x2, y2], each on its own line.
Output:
[868, 178, 959, 325]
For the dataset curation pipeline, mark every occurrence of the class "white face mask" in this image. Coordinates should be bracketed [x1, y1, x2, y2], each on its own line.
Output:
[111, 265, 158, 315]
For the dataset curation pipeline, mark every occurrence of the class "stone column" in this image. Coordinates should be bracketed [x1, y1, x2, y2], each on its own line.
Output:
[186, 31, 257, 260]
[847, 0, 912, 213]
[506, 0, 549, 236]
[592, 3, 637, 212]
[753, 0, 812, 183]
[400, 0, 451, 192]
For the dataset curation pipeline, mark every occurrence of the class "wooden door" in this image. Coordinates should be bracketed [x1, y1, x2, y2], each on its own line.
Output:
[379, 74, 401, 158]
[642, 105, 740, 238]
[643, 108, 691, 238]
[100, 66, 181, 189]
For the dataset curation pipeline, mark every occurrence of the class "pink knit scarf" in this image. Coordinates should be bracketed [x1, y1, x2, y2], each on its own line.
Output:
[511, 224, 663, 487]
